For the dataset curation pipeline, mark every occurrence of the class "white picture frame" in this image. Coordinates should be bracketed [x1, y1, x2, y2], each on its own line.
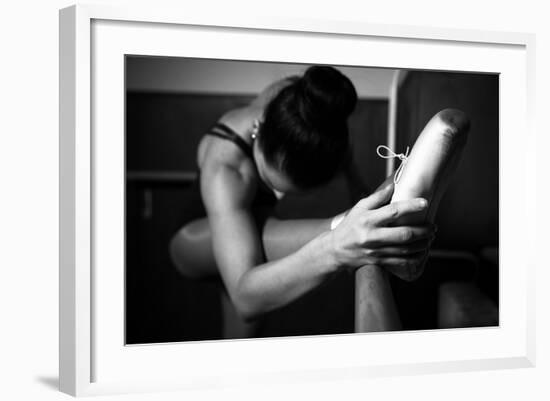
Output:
[59, 3, 536, 397]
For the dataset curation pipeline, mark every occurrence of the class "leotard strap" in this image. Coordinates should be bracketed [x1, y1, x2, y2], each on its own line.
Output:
[205, 122, 253, 159]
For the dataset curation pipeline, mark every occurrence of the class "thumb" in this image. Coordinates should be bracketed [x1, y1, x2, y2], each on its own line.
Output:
[355, 182, 394, 210]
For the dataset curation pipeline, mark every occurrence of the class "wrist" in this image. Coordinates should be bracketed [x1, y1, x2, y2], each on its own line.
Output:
[319, 230, 344, 274]
[330, 210, 349, 230]
[308, 230, 339, 274]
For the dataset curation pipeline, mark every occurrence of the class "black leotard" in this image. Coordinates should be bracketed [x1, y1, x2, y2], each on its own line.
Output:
[205, 122, 254, 159]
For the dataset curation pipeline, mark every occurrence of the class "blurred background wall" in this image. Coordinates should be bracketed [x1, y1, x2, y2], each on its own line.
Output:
[126, 56, 396, 96]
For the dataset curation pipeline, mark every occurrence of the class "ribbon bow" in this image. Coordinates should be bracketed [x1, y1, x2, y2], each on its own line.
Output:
[376, 145, 410, 184]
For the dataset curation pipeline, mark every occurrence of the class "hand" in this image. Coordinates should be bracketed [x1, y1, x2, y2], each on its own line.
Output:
[329, 184, 436, 281]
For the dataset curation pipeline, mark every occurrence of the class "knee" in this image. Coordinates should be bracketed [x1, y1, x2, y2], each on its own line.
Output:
[169, 224, 209, 279]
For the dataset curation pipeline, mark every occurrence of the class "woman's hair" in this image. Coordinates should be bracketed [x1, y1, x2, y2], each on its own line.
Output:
[258, 65, 357, 189]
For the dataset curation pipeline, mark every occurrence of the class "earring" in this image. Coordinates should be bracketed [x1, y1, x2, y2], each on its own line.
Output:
[251, 119, 261, 140]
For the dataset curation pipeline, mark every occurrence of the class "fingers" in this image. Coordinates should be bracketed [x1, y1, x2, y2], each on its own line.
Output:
[368, 225, 434, 246]
[383, 255, 427, 282]
[369, 198, 428, 226]
[371, 236, 434, 256]
[374, 176, 395, 193]
[373, 253, 425, 270]
[354, 183, 394, 211]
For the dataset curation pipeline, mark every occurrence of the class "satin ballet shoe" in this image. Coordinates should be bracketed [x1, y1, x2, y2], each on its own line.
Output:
[391, 108, 470, 225]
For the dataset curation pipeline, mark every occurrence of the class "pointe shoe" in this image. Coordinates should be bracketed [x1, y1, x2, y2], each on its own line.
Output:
[390, 108, 469, 278]
[392, 108, 470, 225]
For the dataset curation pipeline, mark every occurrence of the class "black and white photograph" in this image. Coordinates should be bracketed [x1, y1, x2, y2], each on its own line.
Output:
[124, 57, 499, 344]
[5, 0, 548, 398]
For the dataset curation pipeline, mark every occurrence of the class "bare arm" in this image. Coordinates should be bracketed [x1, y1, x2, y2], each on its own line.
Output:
[202, 161, 434, 322]
[354, 108, 470, 332]
[262, 156, 370, 260]
[170, 175, 433, 284]
[201, 164, 339, 321]
[261, 216, 331, 261]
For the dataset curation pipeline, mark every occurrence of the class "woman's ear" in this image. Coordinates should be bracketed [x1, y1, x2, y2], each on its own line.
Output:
[252, 119, 262, 140]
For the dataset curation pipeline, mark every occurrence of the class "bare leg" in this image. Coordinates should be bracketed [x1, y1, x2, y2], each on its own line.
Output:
[353, 175, 402, 332]
[355, 265, 401, 331]
[169, 216, 331, 340]
[261, 217, 331, 260]
[355, 109, 470, 333]
[169, 216, 332, 279]
[169, 156, 368, 277]
[169, 219, 219, 279]
[168, 170, 391, 335]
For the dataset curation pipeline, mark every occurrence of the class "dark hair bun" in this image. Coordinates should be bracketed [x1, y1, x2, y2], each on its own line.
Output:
[259, 65, 355, 189]
[296, 66, 357, 125]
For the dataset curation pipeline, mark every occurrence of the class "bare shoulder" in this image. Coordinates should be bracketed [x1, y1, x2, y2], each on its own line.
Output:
[200, 161, 257, 212]
[197, 106, 255, 169]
